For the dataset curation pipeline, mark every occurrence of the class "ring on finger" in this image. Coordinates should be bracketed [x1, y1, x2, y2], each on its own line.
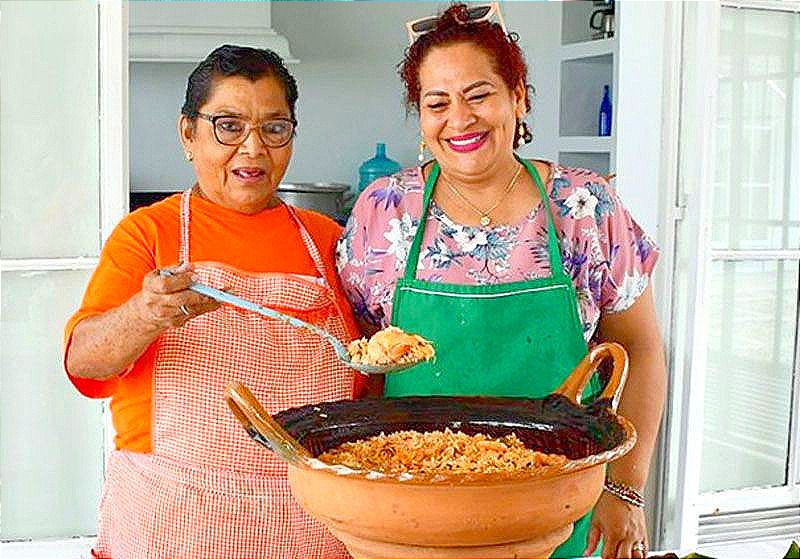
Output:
[178, 304, 191, 317]
[632, 541, 647, 554]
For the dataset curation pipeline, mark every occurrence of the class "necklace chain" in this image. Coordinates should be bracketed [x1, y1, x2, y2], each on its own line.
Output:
[441, 164, 523, 226]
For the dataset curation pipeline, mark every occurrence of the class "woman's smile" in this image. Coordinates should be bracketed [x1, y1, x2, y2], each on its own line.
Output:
[418, 43, 525, 180]
[445, 131, 489, 153]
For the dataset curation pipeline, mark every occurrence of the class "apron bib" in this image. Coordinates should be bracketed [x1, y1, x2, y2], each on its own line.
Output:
[93, 191, 356, 559]
[385, 158, 598, 558]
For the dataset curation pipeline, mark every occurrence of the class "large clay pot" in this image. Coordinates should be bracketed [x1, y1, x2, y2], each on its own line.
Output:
[226, 342, 636, 559]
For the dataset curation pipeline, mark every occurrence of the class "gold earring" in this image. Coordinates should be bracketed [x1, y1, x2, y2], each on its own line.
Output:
[185, 150, 193, 161]
[418, 138, 426, 163]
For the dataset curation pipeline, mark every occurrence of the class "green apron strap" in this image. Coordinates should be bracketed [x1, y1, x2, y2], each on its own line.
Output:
[403, 159, 567, 281]
[518, 157, 567, 279]
[402, 162, 439, 281]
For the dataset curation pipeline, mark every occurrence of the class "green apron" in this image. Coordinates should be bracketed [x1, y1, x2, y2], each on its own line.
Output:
[384, 157, 599, 558]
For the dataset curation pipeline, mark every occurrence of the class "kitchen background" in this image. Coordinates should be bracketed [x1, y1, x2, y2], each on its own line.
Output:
[128, 1, 657, 229]
[1, 1, 799, 558]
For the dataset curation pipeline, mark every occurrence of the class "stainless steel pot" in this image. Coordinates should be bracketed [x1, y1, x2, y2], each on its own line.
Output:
[275, 182, 352, 219]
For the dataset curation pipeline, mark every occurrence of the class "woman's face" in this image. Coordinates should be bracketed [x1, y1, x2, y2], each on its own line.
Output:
[417, 42, 526, 182]
[179, 74, 292, 214]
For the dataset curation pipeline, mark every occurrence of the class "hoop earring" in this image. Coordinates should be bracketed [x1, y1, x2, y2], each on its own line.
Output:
[418, 138, 427, 163]
[184, 150, 193, 162]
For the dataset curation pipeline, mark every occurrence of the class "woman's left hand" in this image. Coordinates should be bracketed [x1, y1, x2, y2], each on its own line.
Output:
[584, 492, 649, 558]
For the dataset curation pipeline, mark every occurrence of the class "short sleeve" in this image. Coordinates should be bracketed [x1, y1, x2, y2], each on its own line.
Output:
[596, 181, 660, 314]
[336, 176, 398, 328]
[63, 215, 157, 398]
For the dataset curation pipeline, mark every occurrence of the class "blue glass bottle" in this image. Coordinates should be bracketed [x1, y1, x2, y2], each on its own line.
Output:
[358, 143, 401, 193]
[598, 85, 612, 136]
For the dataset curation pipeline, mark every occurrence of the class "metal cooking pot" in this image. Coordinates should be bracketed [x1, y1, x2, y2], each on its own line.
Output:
[275, 182, 352, 219]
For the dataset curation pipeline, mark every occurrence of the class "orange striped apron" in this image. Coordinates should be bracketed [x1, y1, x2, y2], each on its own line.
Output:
[93, 190, 356, 559]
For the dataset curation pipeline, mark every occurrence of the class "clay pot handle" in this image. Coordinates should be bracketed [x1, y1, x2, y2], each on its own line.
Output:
[225, 381, 313, 466]
[553, 342, 629, 411]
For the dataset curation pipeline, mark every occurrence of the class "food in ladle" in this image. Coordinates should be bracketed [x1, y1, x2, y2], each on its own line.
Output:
[347, 326, 434, 367]
[318, 429, 567, 475]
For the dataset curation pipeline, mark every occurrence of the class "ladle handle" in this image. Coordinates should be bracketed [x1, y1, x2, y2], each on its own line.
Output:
[554, 342, 629, 411]
[225, 381, 313, 466]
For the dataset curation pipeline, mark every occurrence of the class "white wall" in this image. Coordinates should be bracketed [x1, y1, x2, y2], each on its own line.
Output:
[130, 61, 196, 190]
[129, 1, 562, 192]
[616, 1, 666, 244]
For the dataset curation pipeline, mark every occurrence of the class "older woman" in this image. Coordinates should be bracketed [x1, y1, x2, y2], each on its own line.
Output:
[337, 4, 666, 559]
[65, 45, 362, 559]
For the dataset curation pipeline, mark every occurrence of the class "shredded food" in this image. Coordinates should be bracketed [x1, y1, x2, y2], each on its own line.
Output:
[318, 429, 567, 475]
[347, 326, 435, 366]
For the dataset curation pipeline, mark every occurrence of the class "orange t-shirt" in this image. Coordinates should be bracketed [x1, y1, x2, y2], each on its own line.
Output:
[63, 193, 365, 453]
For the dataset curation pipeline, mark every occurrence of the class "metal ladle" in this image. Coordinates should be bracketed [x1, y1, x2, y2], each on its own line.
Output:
[159, 269, 420, 375]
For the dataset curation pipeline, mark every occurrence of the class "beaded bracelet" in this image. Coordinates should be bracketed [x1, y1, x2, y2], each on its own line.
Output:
[603, 478, 645, 508]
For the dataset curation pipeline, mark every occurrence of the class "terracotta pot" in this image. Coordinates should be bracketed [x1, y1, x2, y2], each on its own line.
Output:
[226, 342, 636, 559]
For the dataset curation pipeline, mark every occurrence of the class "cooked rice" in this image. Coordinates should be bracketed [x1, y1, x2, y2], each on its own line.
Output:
[347, 326, 435, 366]
[318, 428, 567, 475]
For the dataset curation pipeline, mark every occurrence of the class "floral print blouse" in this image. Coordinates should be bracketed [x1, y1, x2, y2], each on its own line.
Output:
[336, 161, 659, 342]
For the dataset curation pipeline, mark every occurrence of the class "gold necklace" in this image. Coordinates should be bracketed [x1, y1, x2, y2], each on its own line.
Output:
[441, 164, 523, 226]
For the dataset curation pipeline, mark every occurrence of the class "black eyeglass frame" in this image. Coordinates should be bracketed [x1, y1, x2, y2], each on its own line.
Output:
[195, 112, 297, 148]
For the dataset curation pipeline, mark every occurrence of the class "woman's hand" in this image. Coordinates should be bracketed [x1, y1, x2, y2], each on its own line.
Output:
[67, 264, 221, 379]
[132, 265, 221, 333]
[584, 492, 648, 558]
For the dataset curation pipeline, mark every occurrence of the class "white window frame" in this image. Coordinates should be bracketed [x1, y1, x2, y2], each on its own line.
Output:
[657, 0, 800, 551]
[98, 0, 130, 457]
[0, 0, 128, 555]
[654, 0, 720, 550]
[695, 0, 800, 518]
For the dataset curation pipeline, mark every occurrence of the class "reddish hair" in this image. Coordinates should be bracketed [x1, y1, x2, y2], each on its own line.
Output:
[399, 3, 531, 141]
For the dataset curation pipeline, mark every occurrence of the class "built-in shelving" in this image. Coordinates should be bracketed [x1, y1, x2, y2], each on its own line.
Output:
[559, 52, 614, 137]
[557, 1, 618, 175]
[562, 0, 607, 45]
[558, 151, 611, 176]
[558, 135, 614, 153]
[561, 37, 615, 61]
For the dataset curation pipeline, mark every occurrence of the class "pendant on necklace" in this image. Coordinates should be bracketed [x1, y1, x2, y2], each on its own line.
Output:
[480, 215, 491, 226]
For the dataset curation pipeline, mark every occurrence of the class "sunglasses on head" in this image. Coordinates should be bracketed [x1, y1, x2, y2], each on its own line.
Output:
[405, 2, 508, 45]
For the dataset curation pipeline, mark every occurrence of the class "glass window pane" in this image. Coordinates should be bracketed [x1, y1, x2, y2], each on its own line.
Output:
[712, 9, 799, 251]
[700, 260, 797, 493]
[0, 1, 100, 259]
[1, 270, 104, 539]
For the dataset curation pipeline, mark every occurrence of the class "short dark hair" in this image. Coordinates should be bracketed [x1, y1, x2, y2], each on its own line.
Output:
[181, 44, 299, 123]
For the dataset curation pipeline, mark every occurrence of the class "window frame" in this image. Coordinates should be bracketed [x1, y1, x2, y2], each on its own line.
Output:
[0, 0, 128, 553]
[697, 0, 800, 515]
[657, 0, 800, 550]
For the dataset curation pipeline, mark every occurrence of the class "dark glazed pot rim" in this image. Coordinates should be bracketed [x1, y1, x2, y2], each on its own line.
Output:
[273, 395, 637, 484]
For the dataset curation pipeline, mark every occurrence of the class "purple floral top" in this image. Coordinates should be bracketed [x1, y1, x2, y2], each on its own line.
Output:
[336, 162, 659, 342]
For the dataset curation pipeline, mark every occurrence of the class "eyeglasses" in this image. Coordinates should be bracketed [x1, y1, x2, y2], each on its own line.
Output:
[196, 113, 296, 148]
[405, 2, 507, 45]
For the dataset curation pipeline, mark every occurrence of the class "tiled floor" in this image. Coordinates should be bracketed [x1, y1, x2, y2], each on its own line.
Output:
[2, 536, 796, 559]
[695, 537, 796, 558]
[1, 537, 94, 559]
